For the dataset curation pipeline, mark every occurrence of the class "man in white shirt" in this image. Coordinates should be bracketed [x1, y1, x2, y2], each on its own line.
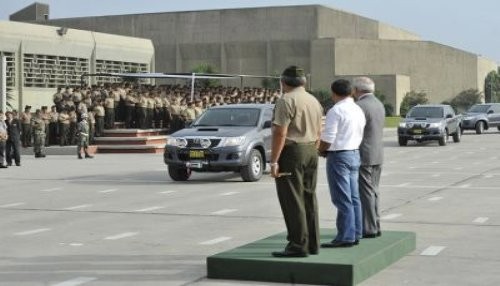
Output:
[318, 79, 366, 247]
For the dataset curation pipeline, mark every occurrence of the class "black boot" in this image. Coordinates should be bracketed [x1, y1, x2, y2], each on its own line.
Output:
[78, 154, 83, 159]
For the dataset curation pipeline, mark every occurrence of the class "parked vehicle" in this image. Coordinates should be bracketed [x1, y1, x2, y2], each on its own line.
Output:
[461, 103, 500, 134]
[163, 104, 273, 182]
[397, 104, 461, 146]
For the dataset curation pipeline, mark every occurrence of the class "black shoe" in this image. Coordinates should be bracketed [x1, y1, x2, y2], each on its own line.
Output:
[0, 164, 7, 169]
[363, 231, 382, 239]
[85, 155, 94, 159]
[40, 154, 46, 158]
[309, 250, 319, 255]
[78, 155, 83, 159]
[7, 163, 12, 166]
[272, 250, 308, 258]
[15, 163, 21, 166]
[321, 240, 358, 248]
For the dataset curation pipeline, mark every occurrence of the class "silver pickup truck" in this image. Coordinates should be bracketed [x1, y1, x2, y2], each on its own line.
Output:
[164, 104, 274, 182]
[397, 104, 462, 146]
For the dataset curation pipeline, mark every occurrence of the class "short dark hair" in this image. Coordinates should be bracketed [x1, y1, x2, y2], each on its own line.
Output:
[331, 79, 352, 97]
[281, 65, 306, 87]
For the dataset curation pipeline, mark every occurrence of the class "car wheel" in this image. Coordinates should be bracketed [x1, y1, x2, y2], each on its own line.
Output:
[398, 137, 408, 146]
[438, 130, 448, 146]
[452, 129, 461, 143]
[241, 149, 263, 182]
[168, 165, 191, 181]
[475, 121, 484, 134]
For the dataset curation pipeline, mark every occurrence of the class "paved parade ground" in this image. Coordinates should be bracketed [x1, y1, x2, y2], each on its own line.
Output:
[1, 129, 499, 286]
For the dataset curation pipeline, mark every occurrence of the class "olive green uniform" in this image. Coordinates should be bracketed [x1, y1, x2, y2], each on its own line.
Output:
[272, 86, 323, 254]
[77, 119, 90, 158]
[31, 116, 46, 157]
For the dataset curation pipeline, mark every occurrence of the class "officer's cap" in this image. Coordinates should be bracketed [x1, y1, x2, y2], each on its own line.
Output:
[281, 66, 305, 78]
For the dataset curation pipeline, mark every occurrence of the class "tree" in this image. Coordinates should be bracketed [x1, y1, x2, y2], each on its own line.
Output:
[191, 63, 220, 88]
[399, 91, 429, 116]
[374, 90, 394, 116]
[261, 72, 280, 90]
[448, 89, 483, 113]
[484, 70, 500, 103]
[310, 89, 333, 113]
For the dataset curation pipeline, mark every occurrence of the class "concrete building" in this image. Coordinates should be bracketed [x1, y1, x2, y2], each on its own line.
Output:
[0, 21, 154, 110]
[11, 4, 499, 114]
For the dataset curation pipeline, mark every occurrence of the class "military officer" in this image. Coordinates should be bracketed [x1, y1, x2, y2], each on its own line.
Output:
[31, 109, 46, 158]
[20, 105, 32, 147]
[76, 113, 93, 159]
[270, 66, 323, 257]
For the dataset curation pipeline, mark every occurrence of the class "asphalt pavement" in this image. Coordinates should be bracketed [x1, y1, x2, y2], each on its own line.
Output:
[0, 128, 499, 286]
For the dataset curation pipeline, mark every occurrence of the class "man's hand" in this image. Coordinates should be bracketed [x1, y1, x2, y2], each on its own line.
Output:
[270, 163, 280, 178]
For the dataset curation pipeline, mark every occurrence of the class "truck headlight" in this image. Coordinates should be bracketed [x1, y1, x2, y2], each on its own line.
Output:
[429, 123, 441, 128]
[220, 136, 245, 147]
[166, 137, 188, 148]
[398, 122, 407, 128]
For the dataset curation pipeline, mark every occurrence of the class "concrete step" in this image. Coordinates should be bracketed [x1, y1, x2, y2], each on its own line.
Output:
[94, 135, 167, 145]
[20, 145, 98, 156]
[102, 128, 168, 137]
[97, 144, 164, 154]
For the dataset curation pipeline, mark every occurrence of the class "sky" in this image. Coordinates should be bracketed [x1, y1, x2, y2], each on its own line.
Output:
[1, 0, 499, 64]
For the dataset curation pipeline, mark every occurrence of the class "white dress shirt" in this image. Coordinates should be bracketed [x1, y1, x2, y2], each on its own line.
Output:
[321, 97, 366, 151]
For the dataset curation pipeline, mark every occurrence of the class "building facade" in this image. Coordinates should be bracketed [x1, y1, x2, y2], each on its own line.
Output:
[0, 21, 154, 110]
[11, 4, 499, 114]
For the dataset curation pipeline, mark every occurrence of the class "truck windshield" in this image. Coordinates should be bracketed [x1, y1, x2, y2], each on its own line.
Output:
[193, 108, 261, 127]
[408, 107, 444, 118]
[468, 105, 490, 113]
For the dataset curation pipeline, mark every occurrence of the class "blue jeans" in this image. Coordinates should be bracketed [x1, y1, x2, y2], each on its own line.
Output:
[326, 150, 362, 242]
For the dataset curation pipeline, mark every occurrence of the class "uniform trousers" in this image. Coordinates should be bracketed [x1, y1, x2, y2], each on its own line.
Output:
[359, 165, 382, 235]
[105, 108, 115, 129]
[275, 143, 319, 254]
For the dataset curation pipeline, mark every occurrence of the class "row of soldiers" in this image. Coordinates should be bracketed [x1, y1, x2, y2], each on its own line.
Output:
[50, 84, 280, 133]
[15, 84, 280, 148]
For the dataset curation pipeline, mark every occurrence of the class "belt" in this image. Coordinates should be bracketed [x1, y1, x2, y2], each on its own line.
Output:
[327, 149, 358, 153]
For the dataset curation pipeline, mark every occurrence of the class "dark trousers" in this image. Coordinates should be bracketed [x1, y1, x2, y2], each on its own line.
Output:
[359, 165, 382, 235]
[6, 139, 21, 165]
[44, 123, 50, 146]
[275, 143, 319, 254]
[59, 123, 69, 146]
[21, 124, 31, 147]
[95, 116, 104, 137]
[49, 122, 58, 145]
[138, 108, 147, 129]
[0, 141, 5, 165]
[105, 108, 115, 129]
[69, 122, 77, 145]
[125, 106, 136, 128]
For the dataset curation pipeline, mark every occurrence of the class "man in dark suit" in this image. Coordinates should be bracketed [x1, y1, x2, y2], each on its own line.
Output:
[353, 77, 385, 238]
[5, 111, 22, 166]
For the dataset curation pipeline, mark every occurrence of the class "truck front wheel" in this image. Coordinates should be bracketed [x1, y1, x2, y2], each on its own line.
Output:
[240, 149, 263, 182]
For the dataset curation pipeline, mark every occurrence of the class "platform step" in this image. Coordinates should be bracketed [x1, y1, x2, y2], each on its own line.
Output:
[102, 128, 169, 137]
[95, 135, 167, 145]
[97, 144, 164, 154]
[207, 230, 416, 286]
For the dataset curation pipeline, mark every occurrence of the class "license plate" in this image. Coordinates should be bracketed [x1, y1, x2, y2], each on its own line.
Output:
[189, 150, 205, 159]
[413, 135, 423, 139]
[413, 129, 422, 134]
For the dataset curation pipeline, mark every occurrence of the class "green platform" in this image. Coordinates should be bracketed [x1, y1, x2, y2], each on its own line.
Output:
[207, 230, 416, 286]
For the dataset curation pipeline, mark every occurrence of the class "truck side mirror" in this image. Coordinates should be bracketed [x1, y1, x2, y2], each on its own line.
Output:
[487, 110, 494, 114]
[446, 114, 453, 119]
[263, 120, 272, 129]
